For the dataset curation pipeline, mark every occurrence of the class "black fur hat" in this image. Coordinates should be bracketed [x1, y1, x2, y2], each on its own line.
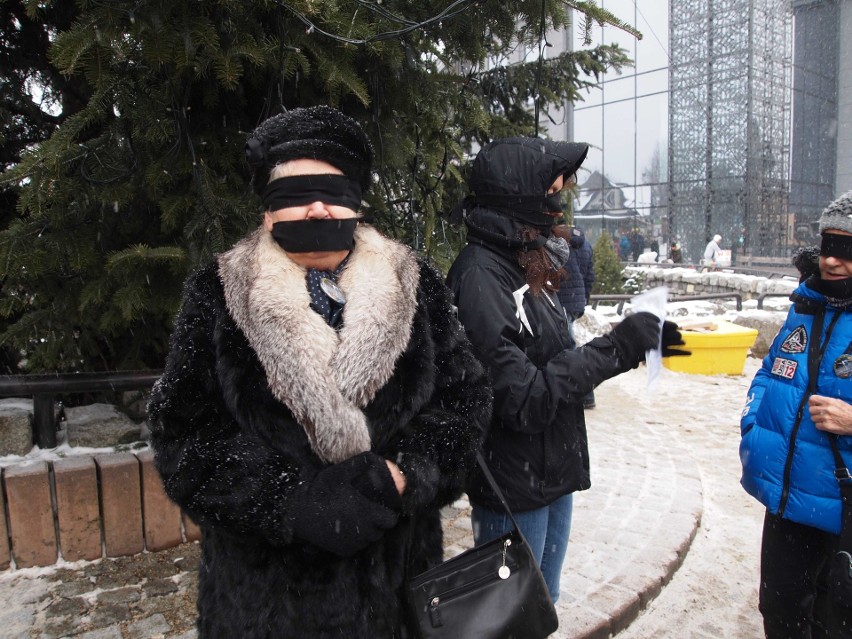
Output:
[245, 106, 373, 195]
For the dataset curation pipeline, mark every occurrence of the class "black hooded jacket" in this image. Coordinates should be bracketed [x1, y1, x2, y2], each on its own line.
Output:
[446, 137, 632, 512]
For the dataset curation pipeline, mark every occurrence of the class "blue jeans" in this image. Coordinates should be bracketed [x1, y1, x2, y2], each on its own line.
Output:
[471, 494, 573, 603]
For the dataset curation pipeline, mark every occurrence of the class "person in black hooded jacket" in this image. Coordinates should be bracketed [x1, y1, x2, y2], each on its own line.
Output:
[446, 136, 688, 603]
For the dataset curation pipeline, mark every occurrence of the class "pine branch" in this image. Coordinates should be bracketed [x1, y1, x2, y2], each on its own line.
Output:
[562, 1, 643, 41]
[106, 245, 188, 272]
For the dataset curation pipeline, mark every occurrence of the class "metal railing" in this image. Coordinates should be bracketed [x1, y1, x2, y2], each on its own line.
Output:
[756, 292, 793, 310]
[0, 371, 163, 449]
[590, 292, 743, 315]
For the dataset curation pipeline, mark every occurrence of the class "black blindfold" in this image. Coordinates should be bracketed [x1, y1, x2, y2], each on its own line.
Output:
[263, 174, 362, 212]
[472, 192, 564, 229]
[820, 233, 852, 261]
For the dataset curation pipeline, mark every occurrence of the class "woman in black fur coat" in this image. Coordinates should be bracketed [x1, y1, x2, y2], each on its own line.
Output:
[147, 106, 492, 638]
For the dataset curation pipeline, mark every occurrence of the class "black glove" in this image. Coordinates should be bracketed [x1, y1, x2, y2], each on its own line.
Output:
[350, 454, 402, 510]
[289, 452, 400, 557]
[661, 320, 690, 357]
[609, 313, 692, 366]
[608, 311, 663, 366]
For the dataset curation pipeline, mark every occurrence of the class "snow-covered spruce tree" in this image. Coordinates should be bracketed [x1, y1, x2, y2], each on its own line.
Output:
[2, 0, 633, 372]
[593, 230, 625, 296]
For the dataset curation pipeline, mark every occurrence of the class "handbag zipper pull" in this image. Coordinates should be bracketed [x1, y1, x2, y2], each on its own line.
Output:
[498, 539, 511, 579]
[429, 597, 442, 627]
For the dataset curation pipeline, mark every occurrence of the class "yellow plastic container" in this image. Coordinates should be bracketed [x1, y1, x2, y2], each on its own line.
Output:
[662, 319, 758, 375]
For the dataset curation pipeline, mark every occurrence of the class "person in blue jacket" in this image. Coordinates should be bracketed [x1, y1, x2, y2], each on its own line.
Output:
[740, 191, 852, 637]
[618, 233, 631, 260]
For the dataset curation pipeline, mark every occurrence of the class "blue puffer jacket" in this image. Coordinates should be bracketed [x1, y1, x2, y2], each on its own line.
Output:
[576, 230, 595, 300]
[557, 226, 594, 316]
[740, 281, 852, 534]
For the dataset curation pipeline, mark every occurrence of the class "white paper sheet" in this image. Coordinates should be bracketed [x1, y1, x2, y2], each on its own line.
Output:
[630, 286, 669, 391]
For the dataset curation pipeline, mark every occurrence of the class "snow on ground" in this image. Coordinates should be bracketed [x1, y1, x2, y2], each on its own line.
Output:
[593, 357, 766, 638]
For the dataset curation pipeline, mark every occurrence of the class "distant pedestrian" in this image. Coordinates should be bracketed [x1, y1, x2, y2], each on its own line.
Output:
[446, 136, 689, 604]
[650, 239, 660, 262]
[619, 233, 631, 260]
[630, 231, 645, 261]
[670, 241, 683, 264]
[556, 224, 597, 409]
[147, 106, 491, 638]
[703, 234, 722, 269]
[740, 191, 852, 637]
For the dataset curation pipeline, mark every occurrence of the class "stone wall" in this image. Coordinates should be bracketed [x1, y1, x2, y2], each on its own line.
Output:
[0, 398, 33, 456]
[0, 399, 148, 457]
[630, 266, 799, 300]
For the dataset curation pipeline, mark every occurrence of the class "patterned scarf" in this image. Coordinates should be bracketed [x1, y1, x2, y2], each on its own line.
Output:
[306, 255, 350, 328]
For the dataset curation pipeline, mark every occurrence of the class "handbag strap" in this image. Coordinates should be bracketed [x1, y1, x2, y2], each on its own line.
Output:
[828, 435, 852, 490]
[404, 452, 524, 580]
[828, 434, 852, 547]
[809, 308, 852, 543]
[476, 451, 523, 532]
[828, 435, 852, 488]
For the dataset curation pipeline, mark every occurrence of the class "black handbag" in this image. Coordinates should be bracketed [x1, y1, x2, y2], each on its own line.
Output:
[827, 434, 852, 609]
[405, 453, 559, 639]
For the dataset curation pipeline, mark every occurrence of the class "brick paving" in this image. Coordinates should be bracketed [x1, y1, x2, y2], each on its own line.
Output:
[0, 363, 763, 639]
[0, 544, 199, 639]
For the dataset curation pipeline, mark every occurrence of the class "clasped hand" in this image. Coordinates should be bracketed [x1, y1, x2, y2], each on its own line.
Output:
[290, 452, 404, 557]
[809, 395, 852, 436]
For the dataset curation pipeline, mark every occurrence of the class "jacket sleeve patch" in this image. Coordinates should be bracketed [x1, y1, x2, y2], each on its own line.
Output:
[770, 357, 798, 379]
[834, 353, 852, 379]
[780, 325, 808, 354]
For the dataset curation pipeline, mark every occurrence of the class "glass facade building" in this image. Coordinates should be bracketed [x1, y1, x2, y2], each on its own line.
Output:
[546, 0, 852, 264]
[551, 3, 672, 258]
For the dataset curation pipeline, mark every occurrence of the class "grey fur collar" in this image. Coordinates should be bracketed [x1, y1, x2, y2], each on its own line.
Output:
[217, 225, 421, 463]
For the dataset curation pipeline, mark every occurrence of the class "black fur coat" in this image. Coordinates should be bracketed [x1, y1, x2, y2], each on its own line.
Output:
[148, 225, 492, 638]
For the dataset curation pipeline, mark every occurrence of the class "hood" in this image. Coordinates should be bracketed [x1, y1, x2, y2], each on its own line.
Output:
[469, 137, 589, 199]
[568, 225, 586, 249]
[457, 137, 588, 249]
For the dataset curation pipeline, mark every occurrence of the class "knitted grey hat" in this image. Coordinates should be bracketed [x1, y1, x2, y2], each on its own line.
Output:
[245, 106, 373, 196]
[819, 191, 852, 234]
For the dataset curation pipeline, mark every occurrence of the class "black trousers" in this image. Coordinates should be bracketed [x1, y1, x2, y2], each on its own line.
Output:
[760, 512, 852, 638]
